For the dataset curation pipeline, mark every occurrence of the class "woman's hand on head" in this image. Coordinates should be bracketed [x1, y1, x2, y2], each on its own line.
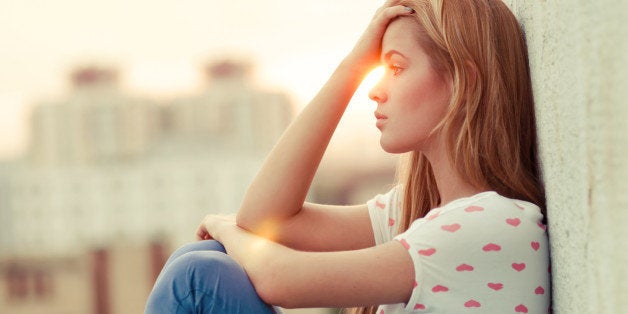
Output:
[195, 214, 236, 241]
[347, 0, 414, 72]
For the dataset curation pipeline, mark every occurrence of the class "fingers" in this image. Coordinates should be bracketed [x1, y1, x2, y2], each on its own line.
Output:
[374, 4, 414, 23]
[367, 4, 415, 44]
[347, 2, 415, 68]
[196, 227, 213, 241]
[195, 223, 208, 240]
[195, 215, 212, 240]
[195, 213, 234, 241]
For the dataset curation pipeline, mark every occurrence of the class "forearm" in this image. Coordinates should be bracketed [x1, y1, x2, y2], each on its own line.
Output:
[212, 223, 413, 309]
[237, 58, 372, 232]
[214, 224, 298, 304]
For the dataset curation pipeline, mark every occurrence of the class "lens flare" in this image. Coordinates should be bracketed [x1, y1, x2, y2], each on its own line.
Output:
[350, 66, 385, 110]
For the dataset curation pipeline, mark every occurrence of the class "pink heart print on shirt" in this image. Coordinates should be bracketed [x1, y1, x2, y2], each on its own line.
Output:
[531, 241, 540, 251]
[515, 304, 529, 313]
[538, 222, 547, 231]
[413, 303, 426, 310]
[426, 210, 440, 221]
[487, 282, 503, 291]
[506, 218, 521, 227]
[431, 285, 449, 293]
[464, 206, 484, 212]
[512, 263, 526, 272]
[441, 223, 461, 232]
[388, 218, 395, 227]
[464, 300, 481, 308]
[418, 248, 436, 256]
[400, 239, 410, 250]
[482, 243, 502, 252]
[535, 286, 545, 295]
[375, 200, 386, 209]
[456, 263, 474, 271]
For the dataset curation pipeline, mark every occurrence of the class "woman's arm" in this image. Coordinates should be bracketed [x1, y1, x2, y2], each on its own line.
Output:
[236, 2, 413, 250]
[198, 215, 415, 308]
[269, 202, 375, 252]
[235, 59, 369, 233]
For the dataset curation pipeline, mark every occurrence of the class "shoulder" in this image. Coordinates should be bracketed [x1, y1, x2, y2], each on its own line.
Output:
[414, 191, 545, 234]
[395, 191, 549, 272]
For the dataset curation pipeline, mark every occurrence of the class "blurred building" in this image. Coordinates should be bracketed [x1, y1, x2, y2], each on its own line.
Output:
[0, 62, 293, 259]
[0, 242, 167, 314]
[0, 60, 395, 314]
[163, 60, 293, 152]
[0, 60, 295, 313]
[28, 66, 160, 165]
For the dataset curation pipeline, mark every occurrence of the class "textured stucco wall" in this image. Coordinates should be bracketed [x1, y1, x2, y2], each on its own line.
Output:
[503, 1, 628, 313]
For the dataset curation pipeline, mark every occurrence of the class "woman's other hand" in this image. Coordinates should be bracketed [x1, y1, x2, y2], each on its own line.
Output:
[196, 214, 236, 241]
[346, 0, 414, 72]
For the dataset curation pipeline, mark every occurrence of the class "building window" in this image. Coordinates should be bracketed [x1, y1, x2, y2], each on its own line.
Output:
[3, 264, 55, 302]
[34, 270, 53, 298]
[5, 264, 28, 301]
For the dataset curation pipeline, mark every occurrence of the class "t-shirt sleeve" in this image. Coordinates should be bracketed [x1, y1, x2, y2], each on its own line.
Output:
[366, 186, 402, 245]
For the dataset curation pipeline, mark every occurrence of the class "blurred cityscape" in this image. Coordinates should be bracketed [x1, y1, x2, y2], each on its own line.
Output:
[0, 59, 396, 313]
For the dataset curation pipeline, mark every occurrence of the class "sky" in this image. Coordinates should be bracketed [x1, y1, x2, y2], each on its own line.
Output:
[0, 0, 384, 159]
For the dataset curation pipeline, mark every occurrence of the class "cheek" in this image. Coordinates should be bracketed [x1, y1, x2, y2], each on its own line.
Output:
[396, 81, 451, 137]
[401, 81, 450, 122]
[401, 68, 450, 104]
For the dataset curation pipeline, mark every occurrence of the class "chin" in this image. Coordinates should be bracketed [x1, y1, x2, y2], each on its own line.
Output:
[379, 139, 413, 154]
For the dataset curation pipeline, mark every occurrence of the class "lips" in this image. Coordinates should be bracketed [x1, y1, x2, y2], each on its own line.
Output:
[374, 111, 387, 129]
[374, 111, 388, 120]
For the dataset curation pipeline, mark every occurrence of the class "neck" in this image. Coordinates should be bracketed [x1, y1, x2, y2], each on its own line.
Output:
[422, 134, 486, 207]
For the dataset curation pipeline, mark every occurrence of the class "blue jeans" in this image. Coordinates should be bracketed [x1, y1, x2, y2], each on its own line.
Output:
[145, 240, 277, 314]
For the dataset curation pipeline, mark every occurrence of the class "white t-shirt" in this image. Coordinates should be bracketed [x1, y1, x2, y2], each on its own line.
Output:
[367, 187, 551, 313]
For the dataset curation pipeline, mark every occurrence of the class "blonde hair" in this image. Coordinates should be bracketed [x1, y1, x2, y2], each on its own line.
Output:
[348, 0, 544, 313]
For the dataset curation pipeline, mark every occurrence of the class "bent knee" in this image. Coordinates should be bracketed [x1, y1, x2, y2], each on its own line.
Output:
[169, 240, 226, 259]
[174, 251, 241, 278]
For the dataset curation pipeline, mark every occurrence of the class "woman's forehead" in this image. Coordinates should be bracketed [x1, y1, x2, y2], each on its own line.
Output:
[382, 18, 424, 56]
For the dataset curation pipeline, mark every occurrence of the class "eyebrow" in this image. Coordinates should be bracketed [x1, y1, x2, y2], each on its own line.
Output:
[383, 50, 407, 62]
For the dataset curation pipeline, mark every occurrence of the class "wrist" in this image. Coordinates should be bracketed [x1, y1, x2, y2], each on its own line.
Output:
[213, 223, 234, 243]
[338, 55, 376, 79]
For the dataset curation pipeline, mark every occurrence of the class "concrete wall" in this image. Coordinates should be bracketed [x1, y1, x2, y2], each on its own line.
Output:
[503, 1, 628, 313]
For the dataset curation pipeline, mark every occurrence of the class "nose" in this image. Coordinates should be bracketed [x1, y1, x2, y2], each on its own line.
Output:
[368, 81, 387, 103]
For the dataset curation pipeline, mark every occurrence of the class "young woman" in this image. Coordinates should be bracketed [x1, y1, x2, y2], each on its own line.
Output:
[145, 0, 550, 313]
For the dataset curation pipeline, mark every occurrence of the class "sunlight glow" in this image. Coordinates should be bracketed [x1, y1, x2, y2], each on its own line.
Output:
[360, 66, 385, 94]
[247, 220, 280, 252]
[249, 237, 270, 252]
[255, 220, 280, 243]
[349, 66, 385, 111]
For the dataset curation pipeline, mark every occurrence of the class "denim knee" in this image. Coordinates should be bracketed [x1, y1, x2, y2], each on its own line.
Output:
[147, 242, 276, 314]
[174, 250, 235, 287]
[166, 241, 226, 264]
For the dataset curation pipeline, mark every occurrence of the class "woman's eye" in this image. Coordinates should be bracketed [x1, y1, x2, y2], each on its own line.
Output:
[389, 65, 403, 76]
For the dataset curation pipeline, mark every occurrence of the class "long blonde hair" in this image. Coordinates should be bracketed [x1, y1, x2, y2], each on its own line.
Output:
[348, 0, 544, 313]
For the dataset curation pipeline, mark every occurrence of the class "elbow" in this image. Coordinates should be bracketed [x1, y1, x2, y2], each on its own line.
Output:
[249, 252, 301, 309]
[255, 277, 296, 309]
[235, 210, 267, 234]
[236, 211, 285, 238]
[235, 196, 259, 231]
[235, 205, 272, 232]
[235, 211, 254, 230]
